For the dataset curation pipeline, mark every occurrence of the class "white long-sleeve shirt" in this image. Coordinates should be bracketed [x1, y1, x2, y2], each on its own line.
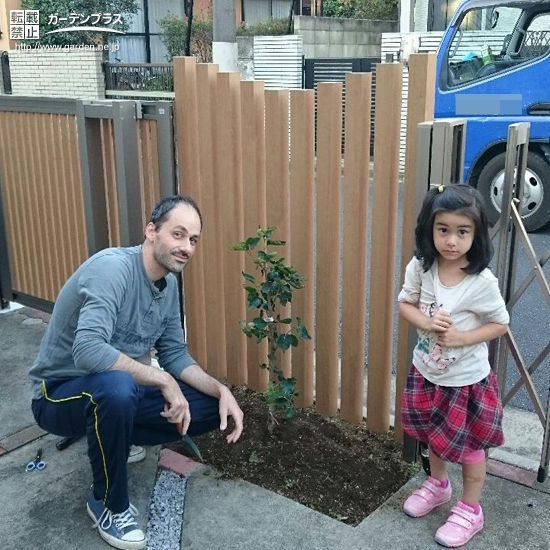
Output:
[398, 256, 509, 387]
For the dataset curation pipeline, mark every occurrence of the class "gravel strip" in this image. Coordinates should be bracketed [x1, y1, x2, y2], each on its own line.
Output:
[146, 470, 187, 550]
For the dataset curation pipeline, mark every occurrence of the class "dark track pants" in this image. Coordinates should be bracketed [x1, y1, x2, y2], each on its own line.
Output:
[31, 370, 220, 513]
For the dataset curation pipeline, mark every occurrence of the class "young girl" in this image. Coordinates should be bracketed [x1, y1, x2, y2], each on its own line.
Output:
[398, 183, 509, 548]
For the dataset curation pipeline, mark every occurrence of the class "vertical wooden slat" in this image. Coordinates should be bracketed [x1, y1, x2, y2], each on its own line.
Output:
[100, 119, 120, 247]
[49, 113, 74, 291]
[3, 113, 30, 292]
[366, 63, 403, 432]
[196, 62, 227, 377]
[14, 113, 35, 294]
[0, 114, 23, 290]
[241, 80, 269, 392]
[137, 121, 148, 229]
[216, 71, 247, 384]
[149, 122, 161, 210]
[395, 54, 437, 440]
[290, 89, 315, 408]
[173, 57, 208, 368]
[265, 89, 291, 378]
[341, 73, 372, 424]
[315, 82, 343, 416]
[37, 114, 60, 299]
[65, 114, 88, 267]
[57, 115, 76, 280]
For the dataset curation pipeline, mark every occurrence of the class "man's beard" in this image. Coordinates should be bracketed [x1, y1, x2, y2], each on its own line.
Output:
[153, 248, 188, 274]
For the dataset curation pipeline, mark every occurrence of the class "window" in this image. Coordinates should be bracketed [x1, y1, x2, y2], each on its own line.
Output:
[444, 5, 550, 87]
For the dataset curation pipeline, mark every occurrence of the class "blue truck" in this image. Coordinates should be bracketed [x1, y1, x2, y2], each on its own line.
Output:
[435, 0, 550, 231]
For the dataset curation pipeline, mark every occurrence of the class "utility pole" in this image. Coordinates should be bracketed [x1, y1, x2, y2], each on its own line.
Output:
[212, 0, 238, 71]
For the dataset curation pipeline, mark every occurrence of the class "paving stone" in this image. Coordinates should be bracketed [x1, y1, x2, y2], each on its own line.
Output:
[0, 424, 48, 452]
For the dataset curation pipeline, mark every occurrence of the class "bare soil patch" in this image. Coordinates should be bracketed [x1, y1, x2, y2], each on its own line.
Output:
[167, 385, 413, 526]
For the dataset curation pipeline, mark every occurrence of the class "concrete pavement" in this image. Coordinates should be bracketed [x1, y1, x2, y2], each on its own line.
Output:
[1, 303, 550, 550]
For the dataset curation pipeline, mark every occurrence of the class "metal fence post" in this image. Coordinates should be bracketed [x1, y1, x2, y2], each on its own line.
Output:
[144, 101, 177, 197]
[0, 168, 13, 308]
[76, 100, 109, 256]
[429, 118, 466, 188]
[112, 101, 143, 247]
[493, 123, 530, 388]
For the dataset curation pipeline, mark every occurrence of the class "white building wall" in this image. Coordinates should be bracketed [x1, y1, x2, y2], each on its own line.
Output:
[8, 50, 105, 99]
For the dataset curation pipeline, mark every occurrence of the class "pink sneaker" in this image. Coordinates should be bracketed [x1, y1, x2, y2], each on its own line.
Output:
[434, 502, 484, 547]
[403, 477, 452, 518]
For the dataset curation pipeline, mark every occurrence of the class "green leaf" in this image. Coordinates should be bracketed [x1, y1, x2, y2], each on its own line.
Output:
[258, 227, 277, 239]
[277, 316, 292, 324]
[296, 317, 312, 340]
[266, 239, 285, 246]
[245, 236, 261, 249]
[242, 272, 256, 283]
[252, 317, 267, 329]
[248, 297, 263, 309]
[277, 333, 293, 351]
[231, 242, 249, 251]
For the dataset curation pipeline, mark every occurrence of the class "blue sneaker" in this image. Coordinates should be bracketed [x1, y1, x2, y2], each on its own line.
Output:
[86, 494, 146, 550]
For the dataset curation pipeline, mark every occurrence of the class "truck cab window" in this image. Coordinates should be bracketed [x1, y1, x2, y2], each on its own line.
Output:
[445, 5, 550, 87]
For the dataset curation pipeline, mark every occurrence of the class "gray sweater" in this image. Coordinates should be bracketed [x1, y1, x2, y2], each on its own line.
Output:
[29, 246, 196, 399]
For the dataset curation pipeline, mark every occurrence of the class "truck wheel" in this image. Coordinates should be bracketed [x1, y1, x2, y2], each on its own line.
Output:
[477, 151, 550, 232]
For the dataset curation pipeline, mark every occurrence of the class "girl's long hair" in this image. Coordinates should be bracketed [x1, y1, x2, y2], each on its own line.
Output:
[415, 184, 493, 274]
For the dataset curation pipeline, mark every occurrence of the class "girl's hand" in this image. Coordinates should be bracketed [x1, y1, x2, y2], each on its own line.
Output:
[426, 309, 453, 332]
[437, 326, 465, 347]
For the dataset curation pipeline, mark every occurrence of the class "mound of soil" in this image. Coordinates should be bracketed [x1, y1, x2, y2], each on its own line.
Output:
[167, 385, 413, 526]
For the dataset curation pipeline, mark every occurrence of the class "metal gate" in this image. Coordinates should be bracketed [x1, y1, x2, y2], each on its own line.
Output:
[0, 97, 176, 311]
[490, 123, 550, 482]
[403, 119, 550, 482]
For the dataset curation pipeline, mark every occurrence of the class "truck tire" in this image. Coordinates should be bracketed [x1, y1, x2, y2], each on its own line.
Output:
[477, 151, 550, 232]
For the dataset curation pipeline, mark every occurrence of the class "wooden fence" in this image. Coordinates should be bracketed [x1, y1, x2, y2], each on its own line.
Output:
[0, 54, 437, 434]
[173, 55, 437, 430]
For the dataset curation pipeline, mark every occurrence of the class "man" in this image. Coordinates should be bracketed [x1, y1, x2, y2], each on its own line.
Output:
[29, 195, 244, 550]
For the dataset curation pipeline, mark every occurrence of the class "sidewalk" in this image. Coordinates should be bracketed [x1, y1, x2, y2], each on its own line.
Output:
[1, 304, 549, 550]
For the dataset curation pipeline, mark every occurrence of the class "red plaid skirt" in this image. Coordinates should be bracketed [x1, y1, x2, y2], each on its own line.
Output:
[401, 366, 504, 463]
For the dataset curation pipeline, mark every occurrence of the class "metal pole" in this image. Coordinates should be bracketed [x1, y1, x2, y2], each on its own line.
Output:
[212, 0, 237, 71]
[539, 382, 550, 482]
[493, 123, 530, 388]
[0, 167, 13, 308]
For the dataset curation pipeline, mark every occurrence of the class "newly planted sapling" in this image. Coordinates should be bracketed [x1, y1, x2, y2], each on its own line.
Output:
[231, 227, 311, 433]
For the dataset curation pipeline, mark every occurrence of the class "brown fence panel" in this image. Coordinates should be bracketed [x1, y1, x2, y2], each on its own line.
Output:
[265, 89, 292, 379]
[0, 97, 175, 315]
[241, 80, 269, 392]
[366, 63, 403, 432]
[395, 54, 437, 440]
[0, 110, 88, 305]
[315, 82, 343, 416]
[341, 73, 372, 424]
[196, 63, 228, 377]
[290, 89, 315, 408]
[167, 59, 409, 430]
[216, 72, 247, 385]
[100, 119, 121, 248]
[138, 119, 162, 229]
[173, 57, 207, 368]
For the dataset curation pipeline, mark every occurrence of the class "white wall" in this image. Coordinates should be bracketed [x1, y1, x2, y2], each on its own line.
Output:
[294, 16, 398, 59]
[8, 50, 105, 99]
